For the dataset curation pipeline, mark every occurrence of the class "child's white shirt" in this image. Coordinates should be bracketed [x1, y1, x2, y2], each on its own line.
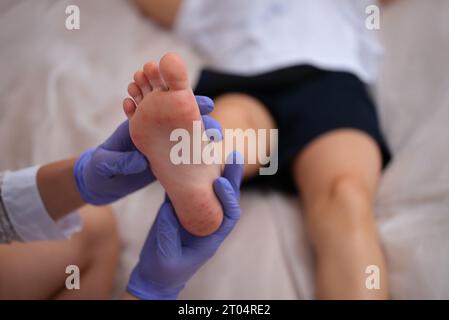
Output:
[175, 0, 382, 83]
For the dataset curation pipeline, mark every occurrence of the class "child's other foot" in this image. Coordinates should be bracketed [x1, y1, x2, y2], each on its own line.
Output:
[124, 53, 223, 236]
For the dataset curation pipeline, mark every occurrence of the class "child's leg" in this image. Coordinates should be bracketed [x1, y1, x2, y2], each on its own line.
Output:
[0, 205, 119, 299]
[125, 54, 275, 236]
[210, 93, 276, 178]
[293, 129, 388, 299]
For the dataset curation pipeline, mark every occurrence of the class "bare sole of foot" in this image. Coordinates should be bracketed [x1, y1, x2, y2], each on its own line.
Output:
[124, 53, 223, 236]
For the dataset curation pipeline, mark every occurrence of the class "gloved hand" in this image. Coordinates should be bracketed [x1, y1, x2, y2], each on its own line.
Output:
[127, 153, 243, 300]
[74, 96, 221, 205]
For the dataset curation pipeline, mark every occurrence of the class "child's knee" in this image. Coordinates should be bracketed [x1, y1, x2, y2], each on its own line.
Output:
[329, 175, 373, 212]
[78, 205, 120, 257]
[305, 175, 375, 240]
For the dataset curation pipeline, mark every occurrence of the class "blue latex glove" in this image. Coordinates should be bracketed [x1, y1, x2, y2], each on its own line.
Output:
[74, 96, 221, 205]
[127, 153, 243, 300]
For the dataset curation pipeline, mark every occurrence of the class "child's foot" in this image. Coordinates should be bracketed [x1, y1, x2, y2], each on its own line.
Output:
[124, 53, 223, 236]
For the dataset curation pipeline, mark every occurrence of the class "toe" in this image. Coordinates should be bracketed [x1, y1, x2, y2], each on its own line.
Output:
[123, 98, 136, 119]
[143, 62, 167, 91]
[133, 70, 152, 95]
[128, 82, 143, 104]
[159, 52, 189, 91]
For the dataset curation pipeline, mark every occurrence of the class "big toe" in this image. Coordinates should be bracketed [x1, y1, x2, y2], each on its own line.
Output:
[159, 52, 189, 91]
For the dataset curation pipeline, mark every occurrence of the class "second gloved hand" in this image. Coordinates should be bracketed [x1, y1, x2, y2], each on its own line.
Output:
[127, 153, 243, 300]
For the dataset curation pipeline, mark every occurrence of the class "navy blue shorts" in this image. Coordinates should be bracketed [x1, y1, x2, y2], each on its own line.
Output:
[194, 65, 391, 193]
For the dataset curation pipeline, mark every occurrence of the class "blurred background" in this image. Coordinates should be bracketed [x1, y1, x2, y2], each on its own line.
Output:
[0, 0, 449, 298]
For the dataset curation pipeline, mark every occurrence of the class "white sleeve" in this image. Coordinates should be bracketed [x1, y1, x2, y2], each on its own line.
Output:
[1, 165, 82, 242]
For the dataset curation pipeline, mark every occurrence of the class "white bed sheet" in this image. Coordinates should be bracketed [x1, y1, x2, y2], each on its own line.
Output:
[0, 0, 448, 299]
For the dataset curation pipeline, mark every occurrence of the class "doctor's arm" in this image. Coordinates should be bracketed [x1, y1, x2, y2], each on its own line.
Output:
[0, 121, 154, 244]
[36, 159, 84, 221]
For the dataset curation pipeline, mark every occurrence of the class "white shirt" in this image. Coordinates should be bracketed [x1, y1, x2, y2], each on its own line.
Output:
[1, 166, 81, 242]
[175, 0, 382, 83]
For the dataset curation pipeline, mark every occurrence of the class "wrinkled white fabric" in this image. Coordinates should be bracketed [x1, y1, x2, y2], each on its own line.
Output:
[2, 166, 81, 242]
[175, 0, 382, 83]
